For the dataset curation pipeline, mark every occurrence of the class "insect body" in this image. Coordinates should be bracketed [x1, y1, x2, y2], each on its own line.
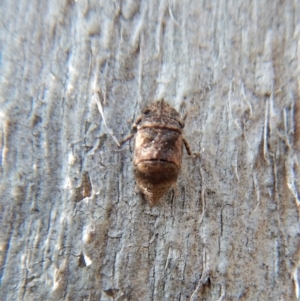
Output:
[121, 100, 191, 205]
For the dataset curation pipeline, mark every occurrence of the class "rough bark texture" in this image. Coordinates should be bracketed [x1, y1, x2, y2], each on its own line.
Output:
[0, 0, 299, 300]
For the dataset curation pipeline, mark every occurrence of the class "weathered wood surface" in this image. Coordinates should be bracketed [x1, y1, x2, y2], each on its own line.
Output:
[0, 0, 299, 300]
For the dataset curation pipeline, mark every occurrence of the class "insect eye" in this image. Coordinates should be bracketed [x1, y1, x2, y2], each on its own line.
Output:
[143, 109, 151, 116]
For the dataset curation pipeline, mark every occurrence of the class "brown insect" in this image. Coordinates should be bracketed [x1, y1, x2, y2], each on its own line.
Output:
[121, 100, 192, 205]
